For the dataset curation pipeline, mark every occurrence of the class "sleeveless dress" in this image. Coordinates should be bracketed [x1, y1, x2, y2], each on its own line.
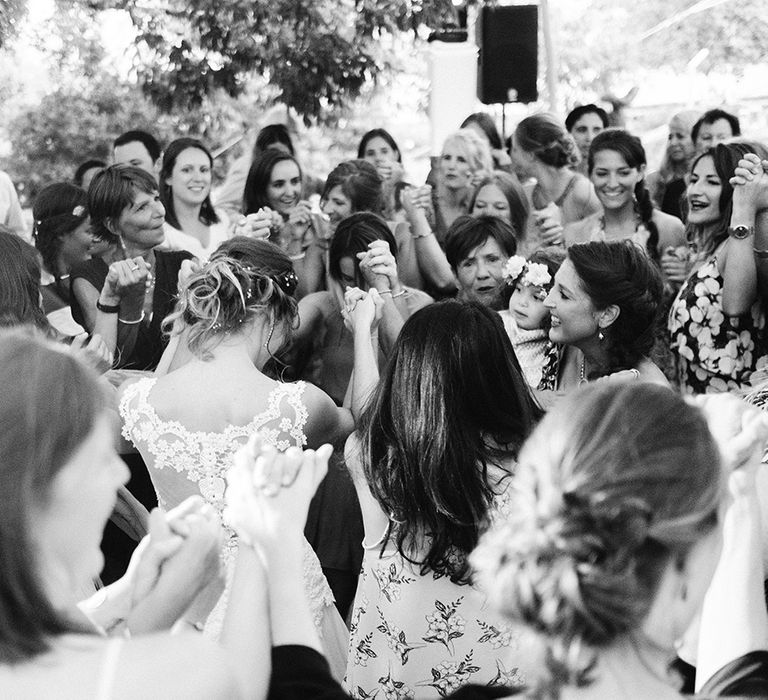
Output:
[344, 479, 527, 699]
[668, 252, 767, 394]
[119, 377, 348, 676]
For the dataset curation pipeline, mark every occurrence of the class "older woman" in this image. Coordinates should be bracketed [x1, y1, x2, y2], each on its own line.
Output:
[70, 165, 191, 370]
[544, 239, 668, 389]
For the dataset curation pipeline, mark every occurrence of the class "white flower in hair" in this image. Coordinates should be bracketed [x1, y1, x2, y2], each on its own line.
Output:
[503, 255, 527, 283]
[524, 262, 551, 288]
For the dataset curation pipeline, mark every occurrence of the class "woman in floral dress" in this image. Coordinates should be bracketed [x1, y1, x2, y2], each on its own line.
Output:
[668, 142, 768, 393]
[342, 299, 542, 698]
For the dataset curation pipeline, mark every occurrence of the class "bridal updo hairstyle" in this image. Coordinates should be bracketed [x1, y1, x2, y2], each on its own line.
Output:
[32, 183, 89, 278]
[568, 240, 662, 376]
[514, 113, 580, 169]
[164, 237, 298, 359]
[472, 383, 721, 693]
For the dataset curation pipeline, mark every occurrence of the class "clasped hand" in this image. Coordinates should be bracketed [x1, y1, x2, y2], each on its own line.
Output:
[729, 153, 768, 212]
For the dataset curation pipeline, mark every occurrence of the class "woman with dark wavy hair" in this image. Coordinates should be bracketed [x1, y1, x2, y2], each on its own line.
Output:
[342, 299, 542, 697]
[668, 141, 768, 393]
[544, 239, 668, 390]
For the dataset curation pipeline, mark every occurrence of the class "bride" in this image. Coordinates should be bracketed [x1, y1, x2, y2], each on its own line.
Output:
[119, 236, 354, 676]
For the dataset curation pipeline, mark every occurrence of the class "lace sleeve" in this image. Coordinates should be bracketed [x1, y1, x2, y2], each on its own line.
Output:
[118, 378, 155, 447]
[261, 381, 309, 451]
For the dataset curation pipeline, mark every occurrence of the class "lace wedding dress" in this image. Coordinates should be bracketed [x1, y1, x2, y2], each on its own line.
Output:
[119, 377, 348, 678]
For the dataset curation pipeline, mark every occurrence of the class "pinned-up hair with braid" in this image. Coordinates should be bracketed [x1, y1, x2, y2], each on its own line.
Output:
[587, 128, 660, 261]
[163, 236, 298, 359]
[472, 382, 722, 698]
[567, 240, 663, 377]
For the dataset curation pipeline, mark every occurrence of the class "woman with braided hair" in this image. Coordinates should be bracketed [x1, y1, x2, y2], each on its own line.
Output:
[119, 236, 352, 676]
[543, 240, 668, 391]
[565, 129, 686, 274]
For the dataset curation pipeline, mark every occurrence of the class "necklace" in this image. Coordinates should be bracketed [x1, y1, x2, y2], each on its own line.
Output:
[579, 355, 588, 385]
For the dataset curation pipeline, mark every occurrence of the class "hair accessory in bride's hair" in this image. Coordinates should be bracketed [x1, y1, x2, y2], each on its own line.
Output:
[274, 269, 298, 296]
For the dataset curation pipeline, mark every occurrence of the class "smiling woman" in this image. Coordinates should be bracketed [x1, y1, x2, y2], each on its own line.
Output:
[159, 138, 230, 259]
[70, 165, 192, 370]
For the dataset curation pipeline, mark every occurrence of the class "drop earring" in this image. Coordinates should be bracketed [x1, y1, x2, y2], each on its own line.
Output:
[598, 330, 605, 342]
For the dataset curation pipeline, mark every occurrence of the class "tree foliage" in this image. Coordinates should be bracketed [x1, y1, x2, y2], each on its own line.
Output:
[87, 0, 456, 121]
[0, 0, 26, 49]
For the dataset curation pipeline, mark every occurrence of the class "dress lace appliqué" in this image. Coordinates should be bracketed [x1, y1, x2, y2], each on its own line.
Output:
[119, 377, 335, 635]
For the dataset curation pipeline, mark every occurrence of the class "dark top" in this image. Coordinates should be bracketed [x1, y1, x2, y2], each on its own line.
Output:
[269, 645, 768, 700]
[661, 178, 687, 222]
[71, 250, 191, 370]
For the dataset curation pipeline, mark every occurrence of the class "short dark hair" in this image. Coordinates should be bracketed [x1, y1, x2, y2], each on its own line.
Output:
[357, 129, 402, 163]
[359, 300, 543, 583]
[243, 149, 302, 215]
[321, 160, 383, 215]
[691, 108, 741, 145]
[444, 214, 518, 270]
[565, 104, 609, 132]
[159, 137, 219, 231]
[567, 240, 663, 375]
[328, 212, 396, 289]
[88, 165, 157, 244]
[0, 329, 106, 661]
[113, 130, 162, 163]
[73, 160, 107, 188]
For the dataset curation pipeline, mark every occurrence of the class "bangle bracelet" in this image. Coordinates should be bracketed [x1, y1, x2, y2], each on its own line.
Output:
[118, 311, 145, 325]
[289, 251, 306, 261]
[754, 248, 768, 259]
[96, 300, 120, 313]
[381, 289, 407, 299]
[411, 229, 434, 240]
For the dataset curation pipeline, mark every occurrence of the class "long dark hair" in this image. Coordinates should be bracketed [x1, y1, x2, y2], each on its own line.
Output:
[159, 137, 220, 231]
[588, 129, 660, 261]
[328, 212, 396, 289]
[357, 129, 402, 163]
[0, 230, 50, 331]
[686, 140, 768, 257]
[358, 300, 543, 584]
[568, 240, 662, 376]
[243, 149, 302, 215]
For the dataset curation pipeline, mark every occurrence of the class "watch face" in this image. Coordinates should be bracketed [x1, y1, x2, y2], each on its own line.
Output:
[731, 226, 752, 239]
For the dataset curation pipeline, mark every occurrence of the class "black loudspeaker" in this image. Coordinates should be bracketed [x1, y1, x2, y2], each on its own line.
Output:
[477, 5, 538, 105]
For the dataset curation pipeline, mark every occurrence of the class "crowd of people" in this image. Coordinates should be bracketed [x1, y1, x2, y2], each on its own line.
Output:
[1, 100, 768, 699]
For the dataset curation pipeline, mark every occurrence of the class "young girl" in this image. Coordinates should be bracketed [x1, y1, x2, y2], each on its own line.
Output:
[499, 247, 564, 390]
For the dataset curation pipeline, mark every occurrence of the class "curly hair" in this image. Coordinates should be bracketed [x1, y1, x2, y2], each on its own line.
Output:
[472, 383, 721, 697]
[164, 237, 298, 360]
[441, 129, 494, 176]
[567, 240, 663, 375]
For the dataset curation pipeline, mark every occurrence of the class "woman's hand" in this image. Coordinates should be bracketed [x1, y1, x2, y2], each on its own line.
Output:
[69, 332, 113, 373]
[534, 203, 564, 246]
[225, 436, 331, 553]
[234, 209, 278, 240]
[357, 240, 400, 293]
[730, 154, 768, 213]
[376, 161, 405, 183]
[660, 246, 691, 284]
[100, 257, 150, 305]
[342, 287, 384, 334]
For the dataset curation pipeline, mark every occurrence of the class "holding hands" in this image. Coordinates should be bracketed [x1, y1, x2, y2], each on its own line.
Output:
[401, 185, 432, 218]
[101, 257, 151, 305]
[234, 208, 282, 240]
[660, 245, 691, 285]
[342, 286, 384, 334]
[730, 153, 768, 213]
[534, 202, 565, 246]
[225, 435, 332, 553]
[357, 240, 401, 293]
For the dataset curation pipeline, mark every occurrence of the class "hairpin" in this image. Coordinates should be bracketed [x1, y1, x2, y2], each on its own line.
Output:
[72, 205, 86, 217]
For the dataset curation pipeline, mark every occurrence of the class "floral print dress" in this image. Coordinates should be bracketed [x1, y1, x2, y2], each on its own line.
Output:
[668, 252, 767, 394]
[344, 488, 525, 699]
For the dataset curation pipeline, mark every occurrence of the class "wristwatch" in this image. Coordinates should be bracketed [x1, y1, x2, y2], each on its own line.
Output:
[728, 225, 755, 240]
